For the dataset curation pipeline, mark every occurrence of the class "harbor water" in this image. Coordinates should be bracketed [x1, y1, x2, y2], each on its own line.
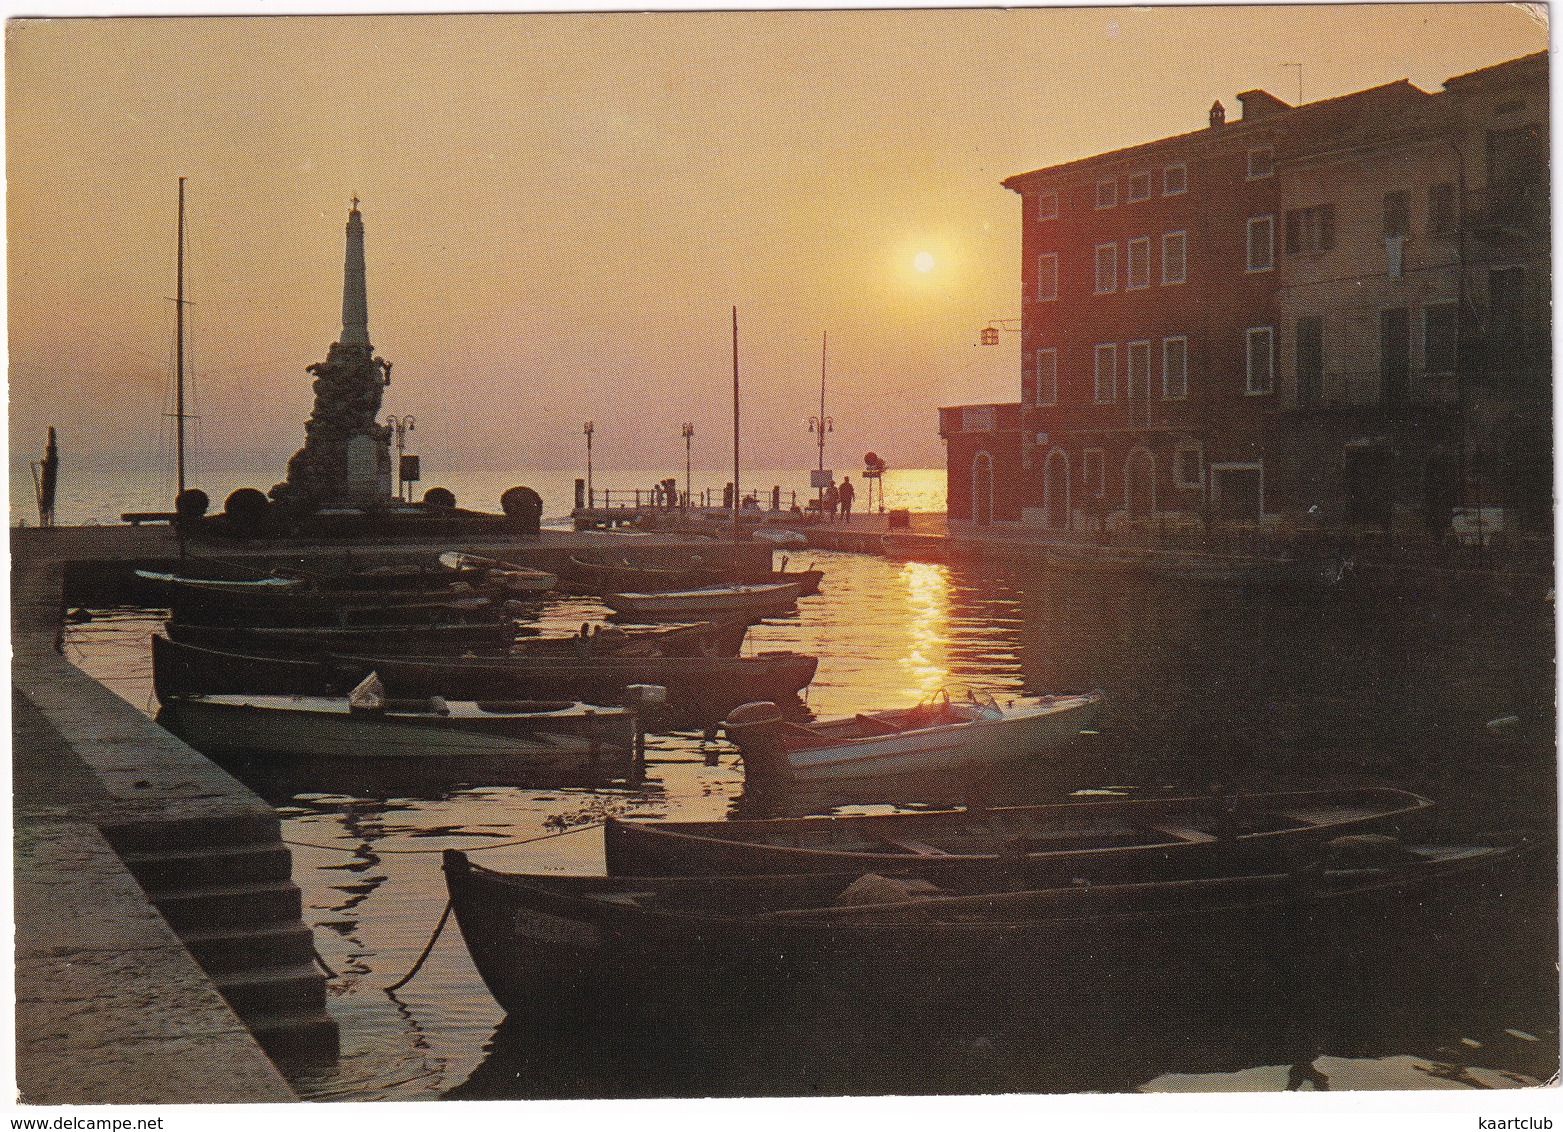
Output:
[65, 548, 1556, 1099]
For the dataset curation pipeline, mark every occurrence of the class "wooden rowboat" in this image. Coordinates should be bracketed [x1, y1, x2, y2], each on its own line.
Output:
[151, 633, 818, 724]
[568, 556, 823, 597]
[721, 685, 1103, 786]
[437, 551, 557, 594]
[164, 619, 527, 655]
[444, 838, 1524, 1023]
[602, 581, 801, 620]
[134, 569, 308, 595]
[161, 686, 636, 783]
[602, 787, 1436, 881]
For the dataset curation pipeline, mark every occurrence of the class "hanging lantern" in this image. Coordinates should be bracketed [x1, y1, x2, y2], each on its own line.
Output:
[981, 326, 1000, 346]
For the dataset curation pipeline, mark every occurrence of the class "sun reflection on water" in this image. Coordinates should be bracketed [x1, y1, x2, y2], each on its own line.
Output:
[898, 560, 952, 701]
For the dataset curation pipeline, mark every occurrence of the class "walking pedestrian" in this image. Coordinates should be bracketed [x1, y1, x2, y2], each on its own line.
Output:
[822, 479, 839, 522]
[838, 476, 855, 522]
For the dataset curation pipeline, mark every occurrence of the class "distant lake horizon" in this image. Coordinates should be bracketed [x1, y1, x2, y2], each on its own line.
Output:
[11, 456, 948, 527]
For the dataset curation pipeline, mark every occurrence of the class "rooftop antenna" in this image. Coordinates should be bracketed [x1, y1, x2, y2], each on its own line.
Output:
[1282, 63, 1304, 106]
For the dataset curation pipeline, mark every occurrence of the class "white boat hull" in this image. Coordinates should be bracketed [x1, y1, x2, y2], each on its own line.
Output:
[745, 693, 1103, 785]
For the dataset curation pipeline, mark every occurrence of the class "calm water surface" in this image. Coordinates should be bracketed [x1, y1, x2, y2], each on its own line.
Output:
[65, 548, 1558, 1099]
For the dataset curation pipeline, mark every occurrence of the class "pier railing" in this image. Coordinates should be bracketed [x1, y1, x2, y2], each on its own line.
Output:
[583, 486, 802, 512]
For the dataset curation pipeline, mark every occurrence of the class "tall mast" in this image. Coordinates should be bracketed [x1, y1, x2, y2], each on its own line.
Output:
[731, 306, 740, 543]
[818, 330, 827, 474]
[175, 176, 187, 496]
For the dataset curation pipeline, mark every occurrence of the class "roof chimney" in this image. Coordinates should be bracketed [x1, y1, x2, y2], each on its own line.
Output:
[1237, 89, 1292, 120]
[1209, 101, 1226, 128]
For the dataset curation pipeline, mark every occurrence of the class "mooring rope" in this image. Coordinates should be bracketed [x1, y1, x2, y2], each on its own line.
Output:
[384, 899, 453, 993]
[282, 820, 605, 855]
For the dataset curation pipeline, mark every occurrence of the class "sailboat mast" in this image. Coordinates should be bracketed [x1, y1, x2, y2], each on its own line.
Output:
[731, 305, 740, 542]
[819, 330, 827, 474]
[175, 176, 187, 497]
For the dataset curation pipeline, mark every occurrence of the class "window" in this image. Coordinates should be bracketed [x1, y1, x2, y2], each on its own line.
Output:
[1096, 178, 1117, 209]
[1383, 190, 1410, 238]
[1127, 171, 1152, 202]
[1037, 252, 1059, 302]
[1246, 146, 1275, 180]
[1296, 316, 1323, 405]
[1427, 183, 1456, 236]
[1094, 243, 1118, 294]
[1424, 303, 1458, 376]
[1246, 326, 1274, 394]
[1083, 448, 1106, 497]
[1174, 447, 1203, 489]
[1035, 348, 1058, 405]
[1163, 164, 1187, 195]
[1246, 215, 1274, 272]
[1162, 231, 1187, 284]
[1126, 340, 1151, 403]
[1094, 343, 1117, 402]
[1037, 190, 1059, 221]
[1162, 336, 1188, 399]
[1127, 237, 1151, 289]
[1284, 204, 1336, 254]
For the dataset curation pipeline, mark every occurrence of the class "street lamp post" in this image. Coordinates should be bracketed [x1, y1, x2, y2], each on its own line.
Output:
[807, 415, 833, 511]
[807, 330, 832, 513]
[583, 421, 595, 508]
[682, 422, 694, 511]
[386, 414, 415, 500]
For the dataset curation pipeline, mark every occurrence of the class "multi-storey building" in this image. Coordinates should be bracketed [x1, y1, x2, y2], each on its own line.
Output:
[1443, 51, 1551, 537]
[944, 52, 1549, 545]
[1270, 86, 1463, 535]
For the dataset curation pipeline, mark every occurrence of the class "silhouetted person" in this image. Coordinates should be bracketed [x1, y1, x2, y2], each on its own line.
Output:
[823, 480, 839, 521]
[839, 476, 855, 521]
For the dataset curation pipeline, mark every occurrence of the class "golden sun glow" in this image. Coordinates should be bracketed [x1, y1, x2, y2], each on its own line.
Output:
[913, 251, 935, 273]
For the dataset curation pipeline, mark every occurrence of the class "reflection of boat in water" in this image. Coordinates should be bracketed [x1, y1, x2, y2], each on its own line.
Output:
[602, 787, 1436, 880]
[721, 685, 1103, 786]
[444, 838, 1524, 1025]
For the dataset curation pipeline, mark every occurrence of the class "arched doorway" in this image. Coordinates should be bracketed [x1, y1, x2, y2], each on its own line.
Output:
[1043, 448, 1071, 530]
[1125, 448, 1156, 519]
[971, 451, 994, 526]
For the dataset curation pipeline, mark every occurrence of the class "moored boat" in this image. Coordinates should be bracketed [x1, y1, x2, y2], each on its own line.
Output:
[721, 685, 1103, 786]
[151, 633, 818, 724]
[134, 569, 309, 596]
[444, 837, 1524, 1023]
[602, 787, 1436, 880]
[164, 618, 527, 655]
[602, 581, 802, 620]
[566, 556, 726, 593]
[160, 682, 636, 782]
[437, 551, 558, 594]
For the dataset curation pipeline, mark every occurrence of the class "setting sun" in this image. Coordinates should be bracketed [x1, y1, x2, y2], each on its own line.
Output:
[913, 251, 935, 273]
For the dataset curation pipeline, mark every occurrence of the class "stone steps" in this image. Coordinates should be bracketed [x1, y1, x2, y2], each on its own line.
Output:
[179, 920, 318, 976]
[143, 878, 305, 933]
[215, 962, 330, 1017]
[116, 841, 295, 892]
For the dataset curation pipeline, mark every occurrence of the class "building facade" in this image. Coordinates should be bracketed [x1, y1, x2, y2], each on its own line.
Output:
[944, 52, 1549, 546]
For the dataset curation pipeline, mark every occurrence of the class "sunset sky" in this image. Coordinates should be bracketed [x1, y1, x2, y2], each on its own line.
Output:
[6, 4, 1547, 513]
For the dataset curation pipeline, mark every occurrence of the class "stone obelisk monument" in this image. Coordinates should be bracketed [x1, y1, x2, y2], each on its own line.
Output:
[271, 199, 394, 511]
